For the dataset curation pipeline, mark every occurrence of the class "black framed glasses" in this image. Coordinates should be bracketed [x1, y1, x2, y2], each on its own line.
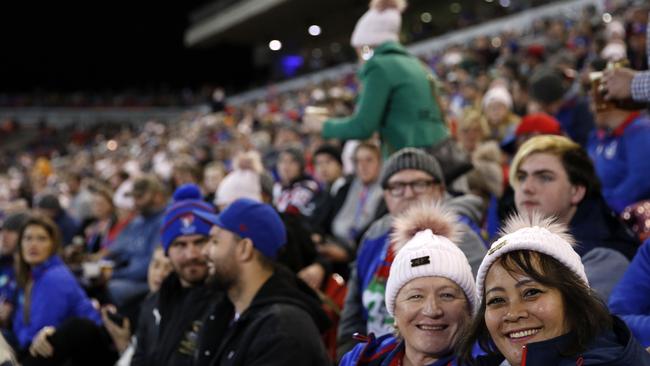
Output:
[386, 179, 435, 197]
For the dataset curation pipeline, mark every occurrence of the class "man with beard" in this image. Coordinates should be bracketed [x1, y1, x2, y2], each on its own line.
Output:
[192, 198, 330, 366]
[131, 184, 218, 366]
[105, 175, 168, 307]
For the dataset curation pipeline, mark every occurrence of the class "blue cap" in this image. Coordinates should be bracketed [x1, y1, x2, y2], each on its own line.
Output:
[161, 184, 215, 254]
[194, 198, 287, 259]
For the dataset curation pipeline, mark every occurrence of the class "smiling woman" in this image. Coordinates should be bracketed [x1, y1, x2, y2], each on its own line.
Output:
[459, 213, 650, 366]
[340, 202, 476, 366]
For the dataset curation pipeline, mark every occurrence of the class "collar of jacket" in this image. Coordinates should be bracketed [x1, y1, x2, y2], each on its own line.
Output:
[238, 265, 330, 332]
[31, 255, 63, 280]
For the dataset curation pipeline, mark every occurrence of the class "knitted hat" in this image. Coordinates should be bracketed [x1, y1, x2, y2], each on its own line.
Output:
[385, 202, 478, 316]
[350, 0, 406, 48]
[529, 68, 567, 104]
[476, 213, 587, 304]
[482, 87, 513, 110]
[380, 148, 444, 188]
[515, 113, 562, 136]
[313, 144, 343, 166]
[194, 198, 287, 259]
[161, 184, 215, 254]
[215, 170, 262, 207]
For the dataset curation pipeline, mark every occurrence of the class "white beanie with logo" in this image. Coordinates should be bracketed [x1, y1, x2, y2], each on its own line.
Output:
[350, 0, 406, 48]
[385, 202, 478, 316]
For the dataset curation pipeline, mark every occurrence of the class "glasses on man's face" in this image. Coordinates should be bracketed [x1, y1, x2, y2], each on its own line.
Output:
[386, 179, 435, 197]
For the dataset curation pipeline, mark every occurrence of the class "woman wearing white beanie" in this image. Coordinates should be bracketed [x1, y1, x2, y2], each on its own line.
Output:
[340, 202, 477, 366]
[304, 0, 449, 159]
[459, 213, 650, 366]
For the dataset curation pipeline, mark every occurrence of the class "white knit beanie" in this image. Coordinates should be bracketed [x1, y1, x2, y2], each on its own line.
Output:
[475, 213, 588, 305]
[482, 86, 513, 110]
[385, 202, 478, 316]
[215, 170, 262, 206]
[350, 0, 406, 48]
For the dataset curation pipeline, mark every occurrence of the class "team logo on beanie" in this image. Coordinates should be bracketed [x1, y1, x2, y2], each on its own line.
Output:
[410, 256, 430, 267]
[180, 214, 197, 235]
[488, 239, 508, 255]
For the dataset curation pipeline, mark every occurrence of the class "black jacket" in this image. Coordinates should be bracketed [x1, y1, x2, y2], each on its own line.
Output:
[194, 266, 331, 366]
[473, 316, 650, 366]
[132, 272, 217, 366]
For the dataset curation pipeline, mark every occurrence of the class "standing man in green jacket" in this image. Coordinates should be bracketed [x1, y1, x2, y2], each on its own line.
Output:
[305, 0, 448, 158]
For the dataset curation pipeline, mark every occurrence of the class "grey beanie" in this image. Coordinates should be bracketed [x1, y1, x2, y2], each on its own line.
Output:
[380, 148, 445, 188]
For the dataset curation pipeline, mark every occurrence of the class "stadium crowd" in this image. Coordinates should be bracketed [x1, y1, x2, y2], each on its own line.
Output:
[0, 0, 650, 365]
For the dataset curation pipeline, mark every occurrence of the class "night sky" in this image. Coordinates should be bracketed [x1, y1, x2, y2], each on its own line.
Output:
[0, 1, 255, 93]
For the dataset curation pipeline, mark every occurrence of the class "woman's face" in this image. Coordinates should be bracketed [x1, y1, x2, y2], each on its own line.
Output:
[91, 193, 113, 219]
[147, 248, 173, 293]
[354, 147, 381, 185]
[21, 224, 54, 266]
[484, 261, 569, 366]
[484, 101, 508, 126]
[277, 152, 301, 185]
[394, 276, 470, 363]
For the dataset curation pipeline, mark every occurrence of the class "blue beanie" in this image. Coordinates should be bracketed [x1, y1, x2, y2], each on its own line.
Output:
[161, 184, 215, 254]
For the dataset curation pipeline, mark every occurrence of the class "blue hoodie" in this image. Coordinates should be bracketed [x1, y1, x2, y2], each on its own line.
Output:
[609, 240, 650, 347]
[473, 316, 650, 366]
[12, 255, 101, 349]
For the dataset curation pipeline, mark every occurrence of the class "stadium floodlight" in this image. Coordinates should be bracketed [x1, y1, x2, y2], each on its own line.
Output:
[269, 40, 282, 51]
[308, 25, 322, 36]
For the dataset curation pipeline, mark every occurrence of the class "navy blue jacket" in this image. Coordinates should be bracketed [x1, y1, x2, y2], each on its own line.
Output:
[609, 240, 650, 347]
[473, 316, 650, 366]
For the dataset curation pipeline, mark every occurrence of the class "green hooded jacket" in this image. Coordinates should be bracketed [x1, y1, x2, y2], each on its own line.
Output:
[322, 41, 448, 158]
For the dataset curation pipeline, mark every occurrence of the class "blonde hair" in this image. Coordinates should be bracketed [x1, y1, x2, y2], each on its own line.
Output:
[509, 135, 580, 188]
[458, 108, 490, 136]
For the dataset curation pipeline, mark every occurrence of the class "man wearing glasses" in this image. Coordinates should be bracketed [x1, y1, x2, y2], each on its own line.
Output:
[335, 148, 486, 360]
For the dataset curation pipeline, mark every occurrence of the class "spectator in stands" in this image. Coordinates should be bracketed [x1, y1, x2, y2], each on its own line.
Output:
[102, 245, 173, 366]
[603, 10, 650, 102]
[305, 0, 448, 158]
[131, 184, 217, 366]
[510, 135, 638, 299]
[456, 108, 489, 154]
[588, 95, 650, 213]
[460, 213, 650, 365]
[171, 157, 201, 190]
[481, 86, 520, 142]
[193, 198, 330, 365]
[529, 67, 595, 146]
[329, 142, 383, 252]
[34, 193, 79, 246]
[336, 148, 486, 359]
[201, 161, 226, 204]
[340, 203, 477, 366]
[105, 175, 167, 307]
[609, 238, 650, 348]
[273, 147, 320, 217]
[0, 213, 27, 332]
[13, 214, 101, 354]
[64, 172, 93, 223]
[82, 185, 123, 256]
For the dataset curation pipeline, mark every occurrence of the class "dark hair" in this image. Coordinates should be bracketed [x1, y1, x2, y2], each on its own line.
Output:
[16, 214, 62, 289]
[559, 146, 601, 199]
[459, 250, 612, 364]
